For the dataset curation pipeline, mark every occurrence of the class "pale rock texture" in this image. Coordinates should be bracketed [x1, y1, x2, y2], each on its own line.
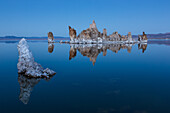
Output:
[17, 38, 56, 78]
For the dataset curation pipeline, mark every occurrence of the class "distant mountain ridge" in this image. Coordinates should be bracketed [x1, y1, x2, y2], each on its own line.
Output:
[133, 32, 170, 39]
[0, 36, 69, 40]
[1, 32, 170, 40]
[0, 36, 69, 39]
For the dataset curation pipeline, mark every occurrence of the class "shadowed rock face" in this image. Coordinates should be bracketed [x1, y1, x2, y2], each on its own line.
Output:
[69, 26, 77, 41]
[69, 43, 139, 65]
[18, 74, 54, 104]
[48, 32, 54, 43]
[68, 20, 138, 43]
[48, 43, 54, 53]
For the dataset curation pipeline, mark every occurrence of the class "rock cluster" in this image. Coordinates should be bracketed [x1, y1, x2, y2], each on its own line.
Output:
[48, 32, 55, 43]
[17, 38, 56, 78]
[68, 20, 136, 44]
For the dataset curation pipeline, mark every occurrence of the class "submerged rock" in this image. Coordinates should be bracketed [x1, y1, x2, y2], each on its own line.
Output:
[48, 32, 55, 43]
[17, 38, 56, 78]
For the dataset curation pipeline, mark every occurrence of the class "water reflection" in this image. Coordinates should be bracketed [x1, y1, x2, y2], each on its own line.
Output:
[48, 43, 54, 53]
[69, 43, 147, 65]
[138, 43, 147, 53]
[18, 74, 54, 104]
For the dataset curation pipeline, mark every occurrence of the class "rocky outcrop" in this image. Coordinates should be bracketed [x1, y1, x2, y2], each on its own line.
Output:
[76, 20, 101, 43]
[48, 32, 54, 43]
[143, 32, 148, 40]
[127, 32, 132, 42]
[68, 20, 136, 44]
[69, 26, 77, 41]
[17, 38, 56, 78]
[138, 32, 148, 42]
[102, 28, 107, 39]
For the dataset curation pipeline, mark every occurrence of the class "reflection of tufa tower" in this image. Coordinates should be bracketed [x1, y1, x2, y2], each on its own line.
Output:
[48, 43, 54, 53]
[138, 43, 147, 53]
[69, 44, 137, 65]
[18, 74, 41, 104]
[18, 74, 54, 104]
[69, 46, 77, 60]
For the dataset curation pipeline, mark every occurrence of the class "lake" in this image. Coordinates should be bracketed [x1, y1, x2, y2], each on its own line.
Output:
[0, 40, 170, 113]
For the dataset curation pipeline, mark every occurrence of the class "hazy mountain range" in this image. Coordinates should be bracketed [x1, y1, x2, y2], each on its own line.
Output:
[132, 32, 170, 39]
[0, 36, 69, 40]
[0, 32, 170, 40]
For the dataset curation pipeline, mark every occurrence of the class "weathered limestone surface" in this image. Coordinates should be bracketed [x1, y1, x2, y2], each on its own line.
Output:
[17, 38, 56, 78]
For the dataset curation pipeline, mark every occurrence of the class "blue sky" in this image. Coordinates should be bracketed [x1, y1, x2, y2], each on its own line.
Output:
[0, 0, 170, 37]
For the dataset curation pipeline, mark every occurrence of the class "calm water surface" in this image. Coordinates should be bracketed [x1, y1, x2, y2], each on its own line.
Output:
[0, 40, 170, 113]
